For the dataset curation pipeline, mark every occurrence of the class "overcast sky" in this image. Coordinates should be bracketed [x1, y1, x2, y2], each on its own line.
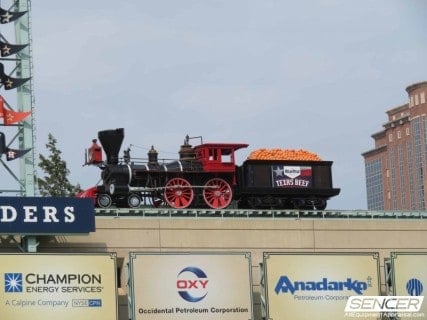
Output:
[1, 1, 427, 210]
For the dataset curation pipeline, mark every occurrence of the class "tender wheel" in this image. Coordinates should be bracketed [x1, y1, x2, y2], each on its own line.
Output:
[97, 193, 112, 208]
[314, 199, 327, 210]
[127, 194, 141, 208]
[203, 178, 233, 209]
[164, 178, 194, 209]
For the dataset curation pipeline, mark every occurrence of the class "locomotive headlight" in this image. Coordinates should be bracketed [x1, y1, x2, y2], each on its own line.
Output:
[109, 184, 115, 195]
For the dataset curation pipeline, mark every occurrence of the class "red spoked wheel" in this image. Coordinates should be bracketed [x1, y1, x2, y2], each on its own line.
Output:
[164, 178, 194, 209]
[203, 178, 233, 209]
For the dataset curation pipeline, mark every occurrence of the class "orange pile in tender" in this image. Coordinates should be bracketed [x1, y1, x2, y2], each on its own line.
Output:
[247, 148, 322, 161]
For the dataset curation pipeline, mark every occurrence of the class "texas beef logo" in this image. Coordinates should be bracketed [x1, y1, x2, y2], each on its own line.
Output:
[272, 166, 312, 188]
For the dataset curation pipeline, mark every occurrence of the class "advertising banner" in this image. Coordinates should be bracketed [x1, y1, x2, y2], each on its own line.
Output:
[0, 196, 95, 234]
[263, 252, 380, 320]
[0, 253, 117, 320]
[271, 165, 312, 188]
[128, 252, 253, 320]
[391, 252, 427, 318]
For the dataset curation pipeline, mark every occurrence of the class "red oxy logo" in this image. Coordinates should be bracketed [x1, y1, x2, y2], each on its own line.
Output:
[176, 267, 208, 302]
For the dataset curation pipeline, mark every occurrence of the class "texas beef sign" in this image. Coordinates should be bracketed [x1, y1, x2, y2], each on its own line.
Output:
[0, 197, 95, 234]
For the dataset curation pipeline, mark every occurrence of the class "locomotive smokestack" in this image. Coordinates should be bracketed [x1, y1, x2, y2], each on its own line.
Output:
[148, 145, 158, 165]
[98, 128, 124, 165]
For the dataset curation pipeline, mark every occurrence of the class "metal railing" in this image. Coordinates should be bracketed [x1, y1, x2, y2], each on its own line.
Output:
[95, 207, 427, 219]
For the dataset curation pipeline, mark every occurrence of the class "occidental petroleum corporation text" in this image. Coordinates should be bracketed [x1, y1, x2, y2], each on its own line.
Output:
[22, 273, 103, 293]
[138, 306, 249, 315]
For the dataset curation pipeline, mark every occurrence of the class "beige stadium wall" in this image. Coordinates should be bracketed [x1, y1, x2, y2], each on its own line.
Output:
[1, 216, 427, 320]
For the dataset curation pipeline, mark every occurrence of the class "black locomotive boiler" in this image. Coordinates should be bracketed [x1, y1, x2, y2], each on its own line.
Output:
[78, 128, 340, 210]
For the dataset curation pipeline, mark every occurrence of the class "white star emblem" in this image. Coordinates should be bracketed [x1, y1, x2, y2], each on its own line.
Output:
[5, 78, 13, 88]
[2, 45, 11, 55]
[1, 11, 13, 23]
[273, 166, 284, 177]
[7, 150, 16, 159]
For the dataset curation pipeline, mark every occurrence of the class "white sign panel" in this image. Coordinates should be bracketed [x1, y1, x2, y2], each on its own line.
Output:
[128, 252, 253, 320]
[0, 253, 118, 320]
[391, 252, 427, 319]
[263, 252, 380, 320]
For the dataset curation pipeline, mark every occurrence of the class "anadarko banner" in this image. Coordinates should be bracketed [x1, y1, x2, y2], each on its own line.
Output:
[0, 197, 95, 234]
[0, 253, 118, 320]
[263, 252, 380, 320]
[128, 252, 254, 320]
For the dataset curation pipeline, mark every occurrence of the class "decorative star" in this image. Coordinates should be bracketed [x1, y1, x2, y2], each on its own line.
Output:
[273, 166, 284, 177]
[1, 11, 13, 23]
[1, 44, 11, 55]
[7, 150, 16, 159]
[4, 78, 13, 88]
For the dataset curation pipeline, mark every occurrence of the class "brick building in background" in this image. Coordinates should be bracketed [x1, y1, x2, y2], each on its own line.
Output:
[363, 81, 427, 210]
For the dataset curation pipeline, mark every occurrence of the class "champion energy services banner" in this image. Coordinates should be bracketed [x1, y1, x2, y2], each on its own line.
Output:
[263, 252, 380, 320]
[128, 252, 253, 320]
[391, 252, 427, 318]
[0, 253, 118, 320]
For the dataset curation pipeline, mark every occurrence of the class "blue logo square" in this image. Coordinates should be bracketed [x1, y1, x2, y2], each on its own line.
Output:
[4, 273, 23, 292]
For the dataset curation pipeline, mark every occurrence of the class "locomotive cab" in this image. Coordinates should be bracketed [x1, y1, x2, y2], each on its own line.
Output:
[193, 143, 248, 173]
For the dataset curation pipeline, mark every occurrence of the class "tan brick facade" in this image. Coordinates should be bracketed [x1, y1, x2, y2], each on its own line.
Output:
[363, 81, 427, 210]
[2, 216, 425, 319]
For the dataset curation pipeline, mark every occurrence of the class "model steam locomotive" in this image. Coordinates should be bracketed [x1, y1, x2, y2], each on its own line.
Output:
[77, 128, 340, 210]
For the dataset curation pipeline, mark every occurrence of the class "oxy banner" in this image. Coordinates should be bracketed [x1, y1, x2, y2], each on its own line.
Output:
[128, 252, 253, 320]
[263, 252, 380, 320]
[0, 253, 118, 320]
[391, 252, 427, 319]
[0, 196, 95, 234]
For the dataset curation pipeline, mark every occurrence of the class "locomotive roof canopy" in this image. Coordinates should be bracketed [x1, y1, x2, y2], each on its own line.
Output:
[193, 143, 249, 154]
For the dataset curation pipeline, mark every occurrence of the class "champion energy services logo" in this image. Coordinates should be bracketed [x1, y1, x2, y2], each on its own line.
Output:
[4, 273, 23, 292]
[176, 266, 209, 302]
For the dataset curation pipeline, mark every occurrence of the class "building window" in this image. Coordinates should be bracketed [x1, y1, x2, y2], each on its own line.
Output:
[398, 145, 406, 208]
[412, 118, 424, 209]
[410, 96, 414, 106]
[406, 128, 410, 135]
[415, 94, 419, 105]
[389, 134, 393, 142]
[397, 131, 401, 139]
[421, 92, 426, 104]
[365, 159, 384, 210]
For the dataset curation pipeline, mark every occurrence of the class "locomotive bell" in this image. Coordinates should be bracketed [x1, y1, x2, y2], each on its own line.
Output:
[179, 135, 195, 160]
[87, 139, 103, 164]
[148, 145, 158, 165]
